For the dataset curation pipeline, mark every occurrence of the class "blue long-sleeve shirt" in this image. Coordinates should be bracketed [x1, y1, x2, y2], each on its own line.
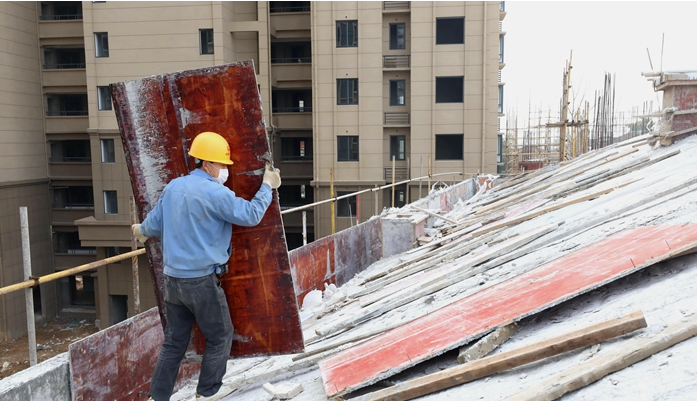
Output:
[140, 168, 272, 278]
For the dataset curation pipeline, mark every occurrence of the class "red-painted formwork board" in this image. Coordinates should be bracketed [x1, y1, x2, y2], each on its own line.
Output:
[320, 224, 697, 397]
[111, 61, 303, 357]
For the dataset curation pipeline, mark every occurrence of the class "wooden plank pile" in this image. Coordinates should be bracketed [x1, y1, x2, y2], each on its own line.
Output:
[172, 133, 697, 400]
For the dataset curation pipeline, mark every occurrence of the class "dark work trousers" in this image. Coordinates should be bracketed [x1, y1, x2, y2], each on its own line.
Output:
[148, 273, 233, 401]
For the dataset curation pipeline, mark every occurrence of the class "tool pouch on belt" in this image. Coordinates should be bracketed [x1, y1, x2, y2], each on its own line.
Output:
[215, 263, 228, 278]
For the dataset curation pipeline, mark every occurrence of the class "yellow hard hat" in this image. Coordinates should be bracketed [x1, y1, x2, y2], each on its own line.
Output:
[188, 131, 233, 165]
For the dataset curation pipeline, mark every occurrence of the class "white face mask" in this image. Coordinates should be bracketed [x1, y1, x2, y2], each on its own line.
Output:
[214, 166, 229, 185]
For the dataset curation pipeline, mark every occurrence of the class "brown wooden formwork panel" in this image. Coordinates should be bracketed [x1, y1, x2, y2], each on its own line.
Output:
[69, 308, 200, 400]
[110, 61, 303, 357]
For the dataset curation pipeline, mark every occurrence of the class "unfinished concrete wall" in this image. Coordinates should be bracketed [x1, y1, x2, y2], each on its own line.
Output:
[0, 353, 71, 401]
[290, 178, 476, 304]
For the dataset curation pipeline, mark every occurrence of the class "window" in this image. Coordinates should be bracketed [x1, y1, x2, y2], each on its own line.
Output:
[336, 20, 358, 47]
[390, 135, 406, 161]
[337, 78, 358, 105]
[337, 136, 359, 161]
[436, 76, 464, 103]
[200, 29, 214, 55]
[498, 85, 504, 114]
[435, 134, 463, 160]
[281, 137, 313, 161]
[106, 247, 121, 264]
[497, 134, 503, 163]
[436, 17, 464, 45]
[499, 34, 505, 63]
[104, 190, 118, 214]
[389, 23, 405, 49]
[336, 191, 356, 217]
[94, 32, 109, 57]
[98, 86, 112, 111]
[101, 139, 115, 163]
[390, 80, 406, 106]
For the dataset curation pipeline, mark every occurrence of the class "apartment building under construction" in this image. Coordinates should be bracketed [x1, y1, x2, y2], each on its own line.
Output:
[0, 1, 505, 338]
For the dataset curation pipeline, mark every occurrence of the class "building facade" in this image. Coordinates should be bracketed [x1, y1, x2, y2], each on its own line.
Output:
[0, 0, 505, 335]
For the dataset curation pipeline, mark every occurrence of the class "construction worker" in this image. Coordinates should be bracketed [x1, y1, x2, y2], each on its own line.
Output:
[131, 131, 281, 401]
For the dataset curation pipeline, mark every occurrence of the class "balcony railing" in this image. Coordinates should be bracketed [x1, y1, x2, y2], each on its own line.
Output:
[271, 57, 311, 64]
[273, 106, 312, 113]
[281, 155, 313, 161]
[384, 167, 408, 181]
[280, 202, 314, 211]
[46, 110, 88, 116]
[383, 1, 410, 10]
[49, 156, 91, 162]
[384, 112, 410, 125]
[52, 203, 94, 209]
[56, 248, 97, 255]
[270, 5, 310, 13]
[40, 14, 83, 20]
[383, 55, 410, 68]
[43, 63, 86, 69]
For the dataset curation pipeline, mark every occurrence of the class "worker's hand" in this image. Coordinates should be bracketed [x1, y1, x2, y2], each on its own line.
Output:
[131, 224, 148, 244]
[263, 163, 281, 189]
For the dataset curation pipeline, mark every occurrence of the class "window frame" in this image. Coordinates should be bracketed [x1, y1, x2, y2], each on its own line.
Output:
[435, 17, 465, 45]
[337, 78, 359, 105]
[199, 29, 214, 55]
[389, 135, 406, 161]
[337, 135, 359, 162]
[336, 191, 357, 217]
[389, 23, 406, 50]
[336, 20, 358, 48]
[94, 32, 109, 58]
[389, 79, 406, 106]
[100, 138, 115, 163]
[103, 190, 118, 214]
[435, 134, 464, 160]
[435, 76, 464, 103]
[498, 85, 504, 114]
[97, 86, 112, 111]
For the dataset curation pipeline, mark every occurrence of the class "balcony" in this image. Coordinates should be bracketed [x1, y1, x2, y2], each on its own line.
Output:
[48, 161, 91, 179]
[52, 207, 95, 226]
[383, 1, 410, 11]
[42, 69, 87, 88]
[45, 115, 88, 133]
[383, 55, 410, 69]
[384, 167, 408, 181]
[384, 112, 410, 126]
[269, 3, 311, 38]
[40, 1, 83, 20]
[273, 113, 312, 129]
[271, 64, 312, 87]
[269, 1, 310, 13]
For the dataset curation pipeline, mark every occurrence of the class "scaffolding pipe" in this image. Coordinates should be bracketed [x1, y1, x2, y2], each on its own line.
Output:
[130, 196, 141, 315]
[0, 249, 146, 297]
[391, 156, 396, 208]
[374, 184, 379, 216]
[419, 155, 423, 198]
[330, 169, 335, 235]
[20, 207, 37, 366]
[302, 211, 307, 246]
[280, 171, 464, 215]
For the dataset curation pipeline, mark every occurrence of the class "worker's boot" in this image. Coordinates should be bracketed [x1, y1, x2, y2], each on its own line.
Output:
[194, 385, 233, 400]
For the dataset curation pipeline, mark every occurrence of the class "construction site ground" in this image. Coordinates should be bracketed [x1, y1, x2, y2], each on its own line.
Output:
[0, 318, 97, 380]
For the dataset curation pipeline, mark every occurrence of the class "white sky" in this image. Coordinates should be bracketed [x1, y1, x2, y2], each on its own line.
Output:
[502, 1, 697, 123]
